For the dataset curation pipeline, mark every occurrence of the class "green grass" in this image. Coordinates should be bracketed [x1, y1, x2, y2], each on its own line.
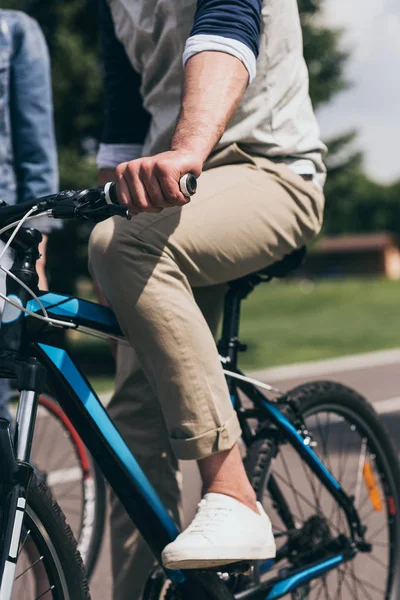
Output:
[69, 277, 400, 390]
[239, 277, 400, 370]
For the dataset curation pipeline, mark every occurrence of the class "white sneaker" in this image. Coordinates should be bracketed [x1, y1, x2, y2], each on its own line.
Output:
[161, 493, 276, 570]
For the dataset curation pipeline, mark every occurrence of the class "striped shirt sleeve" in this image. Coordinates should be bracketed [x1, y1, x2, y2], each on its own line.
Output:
[183, 0, 262, 82]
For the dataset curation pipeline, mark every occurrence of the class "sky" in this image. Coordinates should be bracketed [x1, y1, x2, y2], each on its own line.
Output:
[318, 0, 400, 183]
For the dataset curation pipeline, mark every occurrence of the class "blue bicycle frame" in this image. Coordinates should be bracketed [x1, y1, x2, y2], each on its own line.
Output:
[0, 239, 363, 600]
[2, 290, 359, 600]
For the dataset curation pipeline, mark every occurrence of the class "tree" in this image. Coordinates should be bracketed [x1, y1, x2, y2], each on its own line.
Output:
[299, 0, 350, 109]
[298, 0, 400, 238]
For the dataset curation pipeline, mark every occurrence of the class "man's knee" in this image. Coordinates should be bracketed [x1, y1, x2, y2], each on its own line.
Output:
[88, 217, 117, 278]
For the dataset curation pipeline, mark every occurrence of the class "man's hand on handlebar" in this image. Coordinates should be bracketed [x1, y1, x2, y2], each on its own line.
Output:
[0, 165, 198, 232]
[114, 150, 202, 215]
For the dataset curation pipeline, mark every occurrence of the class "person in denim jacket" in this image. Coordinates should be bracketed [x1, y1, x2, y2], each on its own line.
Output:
[0, 10, 58, 421]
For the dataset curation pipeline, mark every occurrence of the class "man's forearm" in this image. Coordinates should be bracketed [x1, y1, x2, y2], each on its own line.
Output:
[112, 52, 249, 212]
[171, 52, 248, 163]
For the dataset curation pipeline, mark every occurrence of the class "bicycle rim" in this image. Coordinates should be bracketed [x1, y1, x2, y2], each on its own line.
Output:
[11, 504, 70, 600]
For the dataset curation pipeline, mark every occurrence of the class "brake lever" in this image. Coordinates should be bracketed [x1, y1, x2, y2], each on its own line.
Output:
[50, 188, 131, 222]
[79, 203, 131, 223]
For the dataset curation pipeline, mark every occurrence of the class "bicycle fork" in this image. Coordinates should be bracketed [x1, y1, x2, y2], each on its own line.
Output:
[0, 389, 39, 600]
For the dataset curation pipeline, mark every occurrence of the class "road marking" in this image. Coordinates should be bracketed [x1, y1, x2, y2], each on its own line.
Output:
[252, 348, 400, 382]
[47, 466, 82, 486]
[374, 396, 400, 415]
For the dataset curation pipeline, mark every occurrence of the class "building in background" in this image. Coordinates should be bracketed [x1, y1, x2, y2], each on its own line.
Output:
[306, 233, 400, 279]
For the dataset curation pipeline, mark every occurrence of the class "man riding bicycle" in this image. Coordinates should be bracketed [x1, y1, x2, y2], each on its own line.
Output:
[91, 1, 326, 598]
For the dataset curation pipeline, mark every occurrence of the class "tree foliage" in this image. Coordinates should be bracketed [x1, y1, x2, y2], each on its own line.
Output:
[299, 0, 350, 109]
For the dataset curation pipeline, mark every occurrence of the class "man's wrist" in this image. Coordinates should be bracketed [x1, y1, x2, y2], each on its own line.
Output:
[171, 127, 215, 166]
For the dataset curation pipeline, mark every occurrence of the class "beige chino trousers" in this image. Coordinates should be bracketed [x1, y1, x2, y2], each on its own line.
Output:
[88, 144, 324, 599]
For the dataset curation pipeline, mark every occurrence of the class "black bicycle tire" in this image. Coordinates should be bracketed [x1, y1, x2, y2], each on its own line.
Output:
[28, 392, 107, 579]
[14, 474, 90, 599]
[245, 380, 400, 600]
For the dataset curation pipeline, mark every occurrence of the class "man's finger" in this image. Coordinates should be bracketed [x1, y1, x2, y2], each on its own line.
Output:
[155, 164, 190, 207]
[124, 164, 150, 211]
[142, 171, 171, 208]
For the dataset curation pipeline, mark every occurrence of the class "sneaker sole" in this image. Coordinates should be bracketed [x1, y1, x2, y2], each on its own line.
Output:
[163, 545, 276, 570]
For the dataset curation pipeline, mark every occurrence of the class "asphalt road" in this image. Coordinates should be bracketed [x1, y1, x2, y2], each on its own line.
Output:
[31, 350, 400, 599]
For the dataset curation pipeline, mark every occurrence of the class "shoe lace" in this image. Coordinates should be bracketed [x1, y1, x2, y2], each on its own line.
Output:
[186, 499, 232, 534]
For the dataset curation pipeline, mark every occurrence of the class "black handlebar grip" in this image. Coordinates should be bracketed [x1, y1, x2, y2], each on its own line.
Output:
[179, 173, 197, 197]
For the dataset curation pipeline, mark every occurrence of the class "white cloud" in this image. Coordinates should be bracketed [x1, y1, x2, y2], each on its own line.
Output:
[317, 0, 400, 183]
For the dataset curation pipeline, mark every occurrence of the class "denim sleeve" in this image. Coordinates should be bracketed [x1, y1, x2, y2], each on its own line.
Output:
[99, 0, 150, 145]
[10, 14, 59, 230]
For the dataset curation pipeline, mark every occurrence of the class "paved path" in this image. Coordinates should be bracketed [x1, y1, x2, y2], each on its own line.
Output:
[37, 349, 400, 599]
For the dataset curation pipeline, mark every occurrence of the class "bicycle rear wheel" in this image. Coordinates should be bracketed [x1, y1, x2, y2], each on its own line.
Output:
[5, 475, 89, 600]
[246, 381, 400, 599]
[28, 393, 106, 578]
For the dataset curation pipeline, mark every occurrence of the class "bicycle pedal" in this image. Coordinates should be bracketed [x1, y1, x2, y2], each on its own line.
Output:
[207, 561, 253, 575]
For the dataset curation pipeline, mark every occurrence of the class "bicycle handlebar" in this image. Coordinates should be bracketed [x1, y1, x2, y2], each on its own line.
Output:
[0, 173, 197, 229]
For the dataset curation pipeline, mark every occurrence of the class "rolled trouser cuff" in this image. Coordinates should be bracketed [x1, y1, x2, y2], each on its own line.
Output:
[170, 411, 242, 461]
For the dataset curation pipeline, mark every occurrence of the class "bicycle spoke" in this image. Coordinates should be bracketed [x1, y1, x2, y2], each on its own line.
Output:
[313, 581, 325, 600]
[279, 452, 305, 521]
[340, 568, 359, 600]
[335, 563, 346, 597]
[364, 552, 388, 570]
[34, 586, 55, 600]
[273, 470, 342, 535]
[354, 438, 367, 507]
[347, 566, 385, 596]
[314, 412, 330, 500]
[15, 556, 44, 580]
[321, 575, 332, 600]
[371, 540, 389, 548]
[360, 504, 385, 523]
[299, 454, 323, 516]
[349, 563, 359, 600]
[368, 523, 388, 539]
[317, 412, 335, 478]
[356, 495, 371, 516]
[337, 423, 353, 484]
[18, 529, 31, 558]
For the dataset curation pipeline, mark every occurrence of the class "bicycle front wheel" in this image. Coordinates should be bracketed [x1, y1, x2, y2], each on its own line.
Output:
[5, 475, 89, 600]
[29, 393, 106, 579]
[246, 381, 400, 599]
